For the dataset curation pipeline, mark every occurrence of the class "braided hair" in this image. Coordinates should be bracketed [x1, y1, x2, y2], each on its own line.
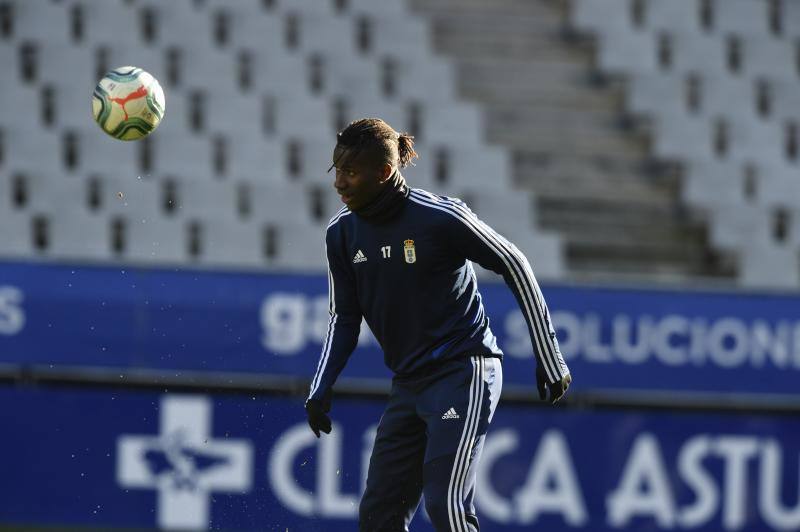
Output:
[330, 117, 418, 172]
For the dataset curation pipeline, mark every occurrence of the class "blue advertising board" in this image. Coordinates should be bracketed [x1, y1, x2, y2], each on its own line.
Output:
[1, 385, 799, 531]
[1, 260, 800, 397]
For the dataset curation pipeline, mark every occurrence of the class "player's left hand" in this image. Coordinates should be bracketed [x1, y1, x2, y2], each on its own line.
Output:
[537, 365, 571, 405]
[305, 389, 333, 437]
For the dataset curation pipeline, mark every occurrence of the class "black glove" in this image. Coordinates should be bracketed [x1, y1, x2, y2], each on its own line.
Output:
[305, 389, 332, 438]
[536, 365, 571, 405]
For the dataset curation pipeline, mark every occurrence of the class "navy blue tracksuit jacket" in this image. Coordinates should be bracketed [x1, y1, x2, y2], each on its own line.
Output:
[307, 187, 569, 404]
[307, 187, 570, 531]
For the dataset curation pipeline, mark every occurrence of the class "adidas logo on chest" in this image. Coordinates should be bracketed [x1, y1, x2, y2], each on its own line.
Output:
[441, 407, 460, 420]
[352, 249, 367, 263]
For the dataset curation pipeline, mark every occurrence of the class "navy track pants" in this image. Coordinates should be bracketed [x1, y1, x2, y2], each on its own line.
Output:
[359, 355, 502, 532]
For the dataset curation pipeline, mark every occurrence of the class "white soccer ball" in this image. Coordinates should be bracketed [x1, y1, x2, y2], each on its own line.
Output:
[92, 66, 166, 141]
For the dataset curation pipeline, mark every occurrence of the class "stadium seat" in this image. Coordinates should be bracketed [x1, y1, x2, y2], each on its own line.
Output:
[782, 0, 800, 39]
[696, 74, 759, 121]
[0, 82, 42, 131]
[597, 29, 657, 75]
[770, 79, 800, 122]
[346, 0, 408, 17]
[316, 51, 384, 99]
[43, 208, 113, 262]
[739, 240, 799, 288]
[294, 10, 357, 57]
[571, 0, 633, 36]
[205, 92, 267, 139]
[3, 129, 64, 176]
[273, 0, 336, 16]
[247, 181, 317, 225]
[76, 126, 143, 179]
[668, 32, 729, 76]
[179, 47, 241, 96]
[392, 57, 457, 101]
[139, 0, 212, 49]
[149, 131, 214, 181]
[291, 138, 336, 182]
[643, 0, 701, 34]
[114, 214, 187, 264]
[707, 203, 772, 251]
[273, 93, 334, 140]
[78, 0, 141, 46]
[442, 145, 513, 191]
[627, 71, 688, 119]
[18, 173, 88, 214]
[211, 3, 284, 51]
[757, 162, 800, 209]
[272, 222, 326, 271]
[194, 218, 268, 269]
[37, 44, 96, 93]
[250, 50, 310, 95]
[100, 175, 165, 220]
[465, 189, 538, 231]
[0, 209, 32, 258]
[224, 136, 286, 183]
[711, 0, 770, 37]
[724, 116, 786, 164]
[652, 113, 714, 161]
[355, 14, 431, 59]
[172, 178, 240, 222]
[741, 36, 798, 82]
[10, 0, 72, 45]
[682, 159, 748, 208]
[416, 102, 485, 147]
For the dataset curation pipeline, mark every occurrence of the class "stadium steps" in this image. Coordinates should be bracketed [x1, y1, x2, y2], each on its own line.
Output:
[409, 0, 733, 282]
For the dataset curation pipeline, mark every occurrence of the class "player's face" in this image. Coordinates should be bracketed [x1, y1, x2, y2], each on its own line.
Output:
[331, 146, 388, 210]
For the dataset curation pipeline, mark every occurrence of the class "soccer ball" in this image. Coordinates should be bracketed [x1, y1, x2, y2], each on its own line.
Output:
[92, 66, 165, 141]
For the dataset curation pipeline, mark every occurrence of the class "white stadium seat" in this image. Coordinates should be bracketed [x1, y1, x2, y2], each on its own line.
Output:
[571, 0, 633, 36]
[697, 75, 759, 121]
[247, 181, 316, 225]
[11, 0, 72, 45]
[597, 29, 657, 75]
[643, 0, 701, 34]
[195, 218, 267, 269]
[627, 71, 687, 118]
[740, 240, 799, 288]
[741, 36, 798, 82]
[272, 222, 326, 271]
[653, 114, 713, 161]
[0, 209, 32, 258]
[711, 0, 770, 37]
[669, 32, 729, 76]
[44, 209, 113, 262]
[682, 159, 748, 209]
[783, 0, 800, 39]
[172, 178, 240, 222]
[78, 0, 141, 46]
[100, 176, 164, 220]
[115, 214, 187, 264]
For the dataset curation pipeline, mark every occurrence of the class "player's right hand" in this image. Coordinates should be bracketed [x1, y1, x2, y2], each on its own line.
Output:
[536, 365, 572, 405]
[305, 396, 332, 438]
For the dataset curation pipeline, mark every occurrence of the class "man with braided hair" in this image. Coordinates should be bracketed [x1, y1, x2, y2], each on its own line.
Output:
[306, 117, 571, 532]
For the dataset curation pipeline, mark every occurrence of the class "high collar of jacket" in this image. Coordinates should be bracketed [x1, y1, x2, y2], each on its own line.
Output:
[353, 170, 409, 224]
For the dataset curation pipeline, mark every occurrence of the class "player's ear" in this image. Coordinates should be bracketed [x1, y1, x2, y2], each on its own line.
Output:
[379, 163, 393, 183]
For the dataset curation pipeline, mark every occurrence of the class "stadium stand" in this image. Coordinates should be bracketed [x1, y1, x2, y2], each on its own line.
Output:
[0, 0, 564, 279]
[2, 0, 798, 287]
[565, 0, 799, 287]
